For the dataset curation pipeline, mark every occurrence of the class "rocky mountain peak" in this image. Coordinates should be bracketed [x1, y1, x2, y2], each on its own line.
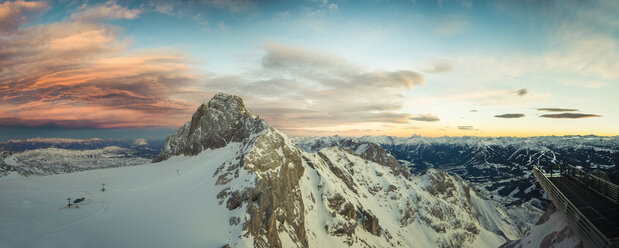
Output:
[196, 93, 255, 120]
[152, 93, 308, 247]
[153, 93, 266, 162]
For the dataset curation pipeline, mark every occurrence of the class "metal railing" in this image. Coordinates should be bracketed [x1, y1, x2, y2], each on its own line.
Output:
[533, 165, 617, 248]
[538, 164, 619, 203]
[565, 165, 618, 204]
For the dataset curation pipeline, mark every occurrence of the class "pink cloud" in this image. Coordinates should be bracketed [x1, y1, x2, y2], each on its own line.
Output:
[0, 1, 200, 129]
[0, 0, 48, 34]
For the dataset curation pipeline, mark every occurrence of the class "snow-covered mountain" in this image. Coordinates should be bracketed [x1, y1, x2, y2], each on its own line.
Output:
[293, 135, 618, 210]
[0, 93, 522, 248]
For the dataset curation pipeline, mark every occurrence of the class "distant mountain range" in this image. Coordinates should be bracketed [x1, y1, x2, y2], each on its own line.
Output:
[0, 138, 164, 176]
[0, 137, 164, 154]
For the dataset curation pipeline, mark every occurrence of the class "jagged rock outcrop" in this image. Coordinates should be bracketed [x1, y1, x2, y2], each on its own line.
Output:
[0, 150, 16, 176]
[239, 128, 307, 248]
[296, 138, 410, 178]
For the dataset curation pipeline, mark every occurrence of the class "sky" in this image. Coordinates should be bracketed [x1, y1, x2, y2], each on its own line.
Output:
[0, 0, 618, 139]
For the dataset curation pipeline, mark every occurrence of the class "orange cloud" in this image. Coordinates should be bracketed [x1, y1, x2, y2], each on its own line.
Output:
[0, 0, 48, 34]
[0, 1, 200, 129]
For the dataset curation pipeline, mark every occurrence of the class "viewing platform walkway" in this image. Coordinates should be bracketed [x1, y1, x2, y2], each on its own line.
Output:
[533, 165, 619, 248]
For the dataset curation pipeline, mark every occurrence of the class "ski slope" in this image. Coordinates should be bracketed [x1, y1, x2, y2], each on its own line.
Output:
[0, 143, 248, 248]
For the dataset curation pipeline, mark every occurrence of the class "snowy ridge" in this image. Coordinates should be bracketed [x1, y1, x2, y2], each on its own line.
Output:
[500, 203, 581, 248]
[0, 137, 164, 153]
[298, 146, 520, 247]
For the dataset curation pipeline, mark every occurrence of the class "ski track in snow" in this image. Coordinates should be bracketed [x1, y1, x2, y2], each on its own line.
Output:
[37, 200, 107, 242]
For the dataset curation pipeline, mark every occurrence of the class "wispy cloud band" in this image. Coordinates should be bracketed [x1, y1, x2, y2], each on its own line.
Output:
[494, 113, 525, 118]
[539, 113, 602, 119]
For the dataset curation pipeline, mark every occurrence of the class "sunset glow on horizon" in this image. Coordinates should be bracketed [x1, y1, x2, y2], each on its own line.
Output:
[1, 0, 617, 139]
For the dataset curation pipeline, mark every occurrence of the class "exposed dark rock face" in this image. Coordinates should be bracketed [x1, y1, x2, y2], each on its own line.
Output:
[0, 150, 15, 176]
[240, 128, 307, 248]
[318, 151, 358, 194]
[356, 143, 410, 179]
[538, 227, 580, 248]
[323, 192, 381, 240]
[424, 169, 457, 198]
[359, 208, 381, 236]
[400, 201, 416, 226]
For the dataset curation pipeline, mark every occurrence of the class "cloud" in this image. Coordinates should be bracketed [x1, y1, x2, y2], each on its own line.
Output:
[154, 3, 174, 14]
[494, 113, 525, 118]
[466, 1, 619, 82]
[327, 3, 338, 11]
[0, 0, 48, 34]
[460, 35, 619, 81]
[435, 15, 469, 36]
[438, 89, 549, 106]
[218, 20, 228, 30]
[423, 59, 455, 74]
[514, 88, 527, 96]
[539, 113, 602, 119]
[203, 0, 254, 12]
[536, 108, 578, 112]
[560, 79, 608, 88]
[203, 42, 425, 135]
[457, 126, 474, 130]
[299, 0, 341, 31]
[261, 43, 425, 89]
[70, 1, 142, 21]
[0, 2, 198, 129]
[459, 0, 472, 8]
[410, 114, 440, 122]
